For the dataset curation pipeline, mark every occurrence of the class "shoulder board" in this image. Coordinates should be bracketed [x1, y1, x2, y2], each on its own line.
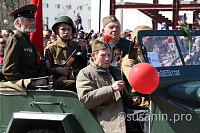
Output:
[14, 34, 22, 40]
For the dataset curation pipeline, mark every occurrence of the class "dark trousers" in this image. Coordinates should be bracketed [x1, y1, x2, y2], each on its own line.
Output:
[124, 105, 150, 133]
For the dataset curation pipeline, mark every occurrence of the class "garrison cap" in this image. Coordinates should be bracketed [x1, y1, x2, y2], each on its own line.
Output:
[92, 37, 109, 52]
[9, 4, 37, 19]
[102, 15, 119, 28]
[131, 25, 152, 40]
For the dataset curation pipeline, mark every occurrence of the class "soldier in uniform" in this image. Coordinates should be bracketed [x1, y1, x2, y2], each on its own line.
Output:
[0, 4, 47, 92]
[101, 15, 132, 67]
[121, 25, 152, 109]
[45, 16, 87, 91]
[76, 37, 147, 133]
[121, 25, 152, 83]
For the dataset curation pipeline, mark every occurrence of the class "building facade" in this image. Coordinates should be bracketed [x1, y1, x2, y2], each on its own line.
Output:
[41, 0, 194, 33]
[91, 0, 194, 32]
[42, 0, 91, 31]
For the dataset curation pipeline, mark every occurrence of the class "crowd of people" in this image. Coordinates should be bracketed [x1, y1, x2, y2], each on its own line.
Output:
[0, 3, 149, 133]
[1, 3, 200, 133]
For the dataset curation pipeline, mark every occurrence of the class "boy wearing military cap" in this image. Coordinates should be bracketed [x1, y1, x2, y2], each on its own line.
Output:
[1, 4, 47, 92]
[76, 37, 145, 133]
[44, 16, 87, 91]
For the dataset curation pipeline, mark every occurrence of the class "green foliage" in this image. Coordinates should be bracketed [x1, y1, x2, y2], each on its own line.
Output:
[178, 22, 192, 49]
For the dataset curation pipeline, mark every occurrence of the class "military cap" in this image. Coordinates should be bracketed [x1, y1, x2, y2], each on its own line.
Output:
[131, 25, 152, 40]
[9, 4, 37, 19]
[102, 15, 119, 28]
[52, 16, 76, 35]
[92, 37, 109, 52]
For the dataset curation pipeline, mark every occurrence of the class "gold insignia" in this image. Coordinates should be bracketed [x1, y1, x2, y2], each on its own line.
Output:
[115, 48, 120, 61]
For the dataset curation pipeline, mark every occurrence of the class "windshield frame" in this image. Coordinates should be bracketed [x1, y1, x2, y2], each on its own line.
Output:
[136, 30, 200, 67]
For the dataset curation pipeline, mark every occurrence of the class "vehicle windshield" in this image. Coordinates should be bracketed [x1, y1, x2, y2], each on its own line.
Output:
[137, 30, 200, 67]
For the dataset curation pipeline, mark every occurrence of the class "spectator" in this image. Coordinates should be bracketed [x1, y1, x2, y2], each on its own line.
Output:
[77, 30, 85, 39]
[0, 36, 6, 81]
[46, 34, 57, 46]
[45, 29, 52, 39]
[161, 22, 169, 30]
[0, 37, 6, 65]
[43, 34, 49, 48]
[89, 33, 97, 45]
[124, 29, 132, 40]
[183, 13, 187, 25]
[74, 17, 83, 37]
[75, 12, 82, 24]
[3, 30, 10, 41]
[193, 19, 200, 29]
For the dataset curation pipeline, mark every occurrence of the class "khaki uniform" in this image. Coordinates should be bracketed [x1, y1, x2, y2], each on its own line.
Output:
[45, 37, 86, 90]
[121, 54, 144, 84]
[121, 25, 152, 109]
[121, 54, 149, 108]
[76, 61, 126, 133]
[0, 79, 31, 95]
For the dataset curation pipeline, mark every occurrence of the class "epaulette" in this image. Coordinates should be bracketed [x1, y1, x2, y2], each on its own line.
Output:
[14, 34, 22, 40]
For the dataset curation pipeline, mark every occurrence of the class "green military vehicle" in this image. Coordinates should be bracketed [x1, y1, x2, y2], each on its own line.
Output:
[0, 89, 104, 133]
[1, 29, 200, 133]
[136, 29, 200, 133]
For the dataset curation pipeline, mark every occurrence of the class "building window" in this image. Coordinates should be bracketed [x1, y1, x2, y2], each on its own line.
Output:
[43, 3, 49, 8]
[55, 4, 60, 9]
[43, 17, 49, 30]
[79, 6, 82, 10]
[66, 5, 71, 9]
[88, 19, 91, 30]
[88, 6, 91, 11]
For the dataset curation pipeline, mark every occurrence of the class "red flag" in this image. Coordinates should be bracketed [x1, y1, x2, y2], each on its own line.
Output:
[30, 0, 44, 55]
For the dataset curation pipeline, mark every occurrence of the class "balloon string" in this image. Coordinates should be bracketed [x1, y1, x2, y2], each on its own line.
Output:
[120, 51, 124, 81]
[121, 67, 123, 81]
[120, 51, 124, 95]
[121, 66, 124, 95]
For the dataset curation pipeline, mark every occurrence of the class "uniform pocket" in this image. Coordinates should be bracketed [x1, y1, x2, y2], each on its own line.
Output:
[53, 59, 65, 65]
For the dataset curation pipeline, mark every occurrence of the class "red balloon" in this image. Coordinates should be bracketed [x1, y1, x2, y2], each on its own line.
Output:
[129, 63, 159, 94]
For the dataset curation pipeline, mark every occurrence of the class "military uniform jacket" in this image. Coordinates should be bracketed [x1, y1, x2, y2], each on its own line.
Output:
[110, 38, 131, 67]
[2, 30, 40, 80]
[76, 61, 126, 133]
[45, 37, 86, 77]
